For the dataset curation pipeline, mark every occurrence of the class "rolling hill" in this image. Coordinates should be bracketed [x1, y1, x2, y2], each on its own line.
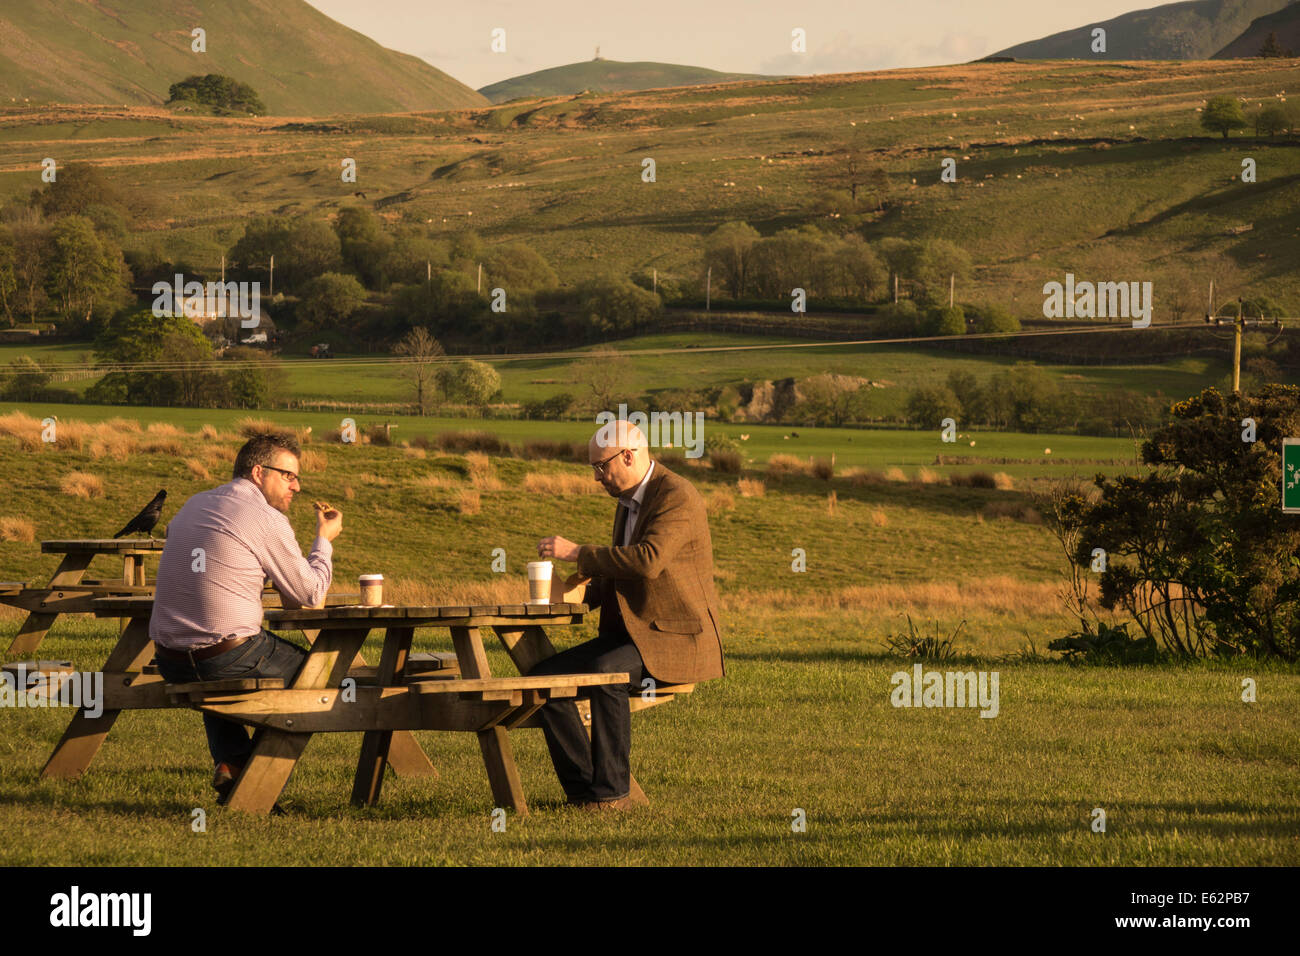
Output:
[993, 0, 1289, 59]
[1214, 1, 1300, 55]
[478, 59, 774, 103]
[0, 0, 487, 115]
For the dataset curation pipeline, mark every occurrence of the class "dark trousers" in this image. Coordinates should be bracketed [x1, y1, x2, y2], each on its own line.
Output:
[154, 629, 307, 769]
[529, 634, 646, 802]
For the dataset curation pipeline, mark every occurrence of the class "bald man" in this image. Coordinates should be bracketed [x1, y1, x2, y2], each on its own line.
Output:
[536, 421, 724, 809]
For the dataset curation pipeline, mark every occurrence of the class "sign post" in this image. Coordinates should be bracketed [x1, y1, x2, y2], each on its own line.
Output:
[1283, 440, 1300, 513]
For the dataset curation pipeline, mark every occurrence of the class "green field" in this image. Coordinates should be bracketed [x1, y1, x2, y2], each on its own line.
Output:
[0, 415, 1296, 864]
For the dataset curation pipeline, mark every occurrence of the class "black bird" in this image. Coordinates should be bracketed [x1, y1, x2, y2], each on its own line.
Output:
[113, 490, 167, 539]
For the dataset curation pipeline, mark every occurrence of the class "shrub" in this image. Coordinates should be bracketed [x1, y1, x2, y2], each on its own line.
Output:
[737, 478, 766, 497]
[61, 471, 104, 498]
[883, 467, 907, 482]
[811, 457, 834, 480]
[915, 467, 942, 484]
[993, 472, 1015, 490]
[767, 453, 811, 478]
[950, 470, 996, 488]
[437, 430, 506, 455]
[710, 449, 742, 474]
[521, 439, 583, 462]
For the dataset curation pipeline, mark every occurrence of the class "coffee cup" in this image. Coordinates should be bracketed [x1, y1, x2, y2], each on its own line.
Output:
[360, 574, 384, 607]
[527, 561, 553, 605]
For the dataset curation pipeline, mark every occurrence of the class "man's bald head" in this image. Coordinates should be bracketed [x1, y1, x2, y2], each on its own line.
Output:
[589, 420, 651, 497]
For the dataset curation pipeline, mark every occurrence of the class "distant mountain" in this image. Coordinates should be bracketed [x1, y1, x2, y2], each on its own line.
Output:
[1214, 1, 1300, 55]
[992, 0, 1290, 59]
[479, 59, 774, 103]
[0, 0, 487, 114]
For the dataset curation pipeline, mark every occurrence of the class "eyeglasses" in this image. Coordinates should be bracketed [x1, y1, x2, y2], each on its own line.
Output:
[591, 449, 626, 477]
[261, 464, 300, 487]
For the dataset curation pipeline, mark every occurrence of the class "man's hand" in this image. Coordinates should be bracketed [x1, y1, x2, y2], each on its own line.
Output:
[314, 500, 343, 542]
[537, 535, 579, 562]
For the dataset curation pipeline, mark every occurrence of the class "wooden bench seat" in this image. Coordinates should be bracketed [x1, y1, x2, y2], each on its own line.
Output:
[0, 581, 27, 593]
[165, 677, 287, 701]
[3, 659, 74, 683]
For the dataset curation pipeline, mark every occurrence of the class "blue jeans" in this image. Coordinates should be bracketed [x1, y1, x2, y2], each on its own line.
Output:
[154, 629, 307, 769]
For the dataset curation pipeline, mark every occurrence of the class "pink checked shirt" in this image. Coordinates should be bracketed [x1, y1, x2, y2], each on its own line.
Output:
[149, 477, 333, 650]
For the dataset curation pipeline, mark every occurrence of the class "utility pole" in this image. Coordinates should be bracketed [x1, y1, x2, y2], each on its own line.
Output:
[269, 254, 274, 297]
[949, 273, 955, 308]
[1232, 298, 1243, 395]
[893, 273, 899, 304]
[706, 266, 711, 311]
[653, 268, 657, 296]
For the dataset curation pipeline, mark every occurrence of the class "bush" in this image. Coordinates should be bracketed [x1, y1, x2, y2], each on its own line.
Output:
[520, 439, 584, 462]
[522, 392, 575, 421]
[906, 385, 960, 430]
[811, 457, 834, 480]
[767, 453, 812, 478]
[436, 430, 506, 455]
[710, 449, 742, 474]
[920, 305, 965, 336]
[968, 304, 1020, 334]
[877, 300, 920, 336]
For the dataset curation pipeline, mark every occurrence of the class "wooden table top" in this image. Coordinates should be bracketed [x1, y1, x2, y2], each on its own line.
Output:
[41, 539, 167, 554]
[264, 603, 589, 625]
[90, 597, 588, 623]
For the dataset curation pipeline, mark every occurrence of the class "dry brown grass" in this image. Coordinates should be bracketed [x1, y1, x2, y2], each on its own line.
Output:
[465, 451, 502, 490]
[103, 417, 141, 433]
[870, 508, 889, 527]
[404, 446, 427, 459]
[737, 477, 766, 498]
[141, 438, 184, 456]
[458, 489, 481, 515]
[88, 432, 139, 462]
[915, 467, 942, 484]
[235, 417, 285, 438]
[827, 490, 838, 515]
[720, 575, 1061, 617]
[184, 458, 211, 481]
[203, 445, 236, 467]
[0, 516, 36, 542]
[707, 489, 736, 515]
[812, 458, 834, 481]
[993, 472, 1016, 490]
[50, 420, 92, 452]
[343, 484, 355, 500]
[411, 473, 459, 490]
[845, 467, 884, 486]
[199, 424, 219, 440]
[300, 449, 327, 473]
[522, 471, 600, 495]
[146, 422, 185, 438]
[61, 471, 104, 499]
[767, 453, 812, 478]
[883, 467, 908, 482]
[357, 472, 392, 487]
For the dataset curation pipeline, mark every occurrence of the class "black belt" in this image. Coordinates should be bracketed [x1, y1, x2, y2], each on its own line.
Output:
[154, 633, 254, 664]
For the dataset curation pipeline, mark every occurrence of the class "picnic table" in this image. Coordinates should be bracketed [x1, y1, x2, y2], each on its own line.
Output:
[2, 539, 164, 654]
[31, 597, 700, 815]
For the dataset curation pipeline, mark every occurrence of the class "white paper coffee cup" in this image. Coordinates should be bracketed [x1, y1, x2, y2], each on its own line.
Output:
[526, 561, 553, 604]
[360, 574, 384, 607]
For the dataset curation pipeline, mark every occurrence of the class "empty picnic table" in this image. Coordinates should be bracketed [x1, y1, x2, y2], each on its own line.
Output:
[2, 539, 165, 654]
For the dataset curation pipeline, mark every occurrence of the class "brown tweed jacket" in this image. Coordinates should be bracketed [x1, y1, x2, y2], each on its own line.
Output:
[575, 463, 724, 685]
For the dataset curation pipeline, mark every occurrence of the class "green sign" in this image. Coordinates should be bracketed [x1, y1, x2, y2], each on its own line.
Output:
[1285, 440, 1300, 513]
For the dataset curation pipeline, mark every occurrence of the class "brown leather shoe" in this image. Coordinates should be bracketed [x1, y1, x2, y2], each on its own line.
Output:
[574, 793, 649, 811]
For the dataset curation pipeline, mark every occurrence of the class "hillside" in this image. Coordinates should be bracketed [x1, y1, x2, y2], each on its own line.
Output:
[1214, 1, 1300, 54]
[0, 0, 487, 114]
[994, 0, 1289, 59]
[478, 59, 773, 103]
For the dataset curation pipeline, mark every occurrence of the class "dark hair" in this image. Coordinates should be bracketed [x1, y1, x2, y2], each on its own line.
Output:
[233, 432, 301, 480]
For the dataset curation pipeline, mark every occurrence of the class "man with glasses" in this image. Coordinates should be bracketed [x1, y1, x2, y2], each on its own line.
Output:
[150, 431, 343, 804]
[535, 420, 724, 810]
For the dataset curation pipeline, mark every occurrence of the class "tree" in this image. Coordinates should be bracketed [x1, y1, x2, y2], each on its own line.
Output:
[1201, 95, 1248, 140]
[7, 222, 49, 323]
[946, 370, 987, 425]
[1254, 104, 1290, 137]
[822, 235, 888, 302]
[392, 326, 446, 414]
[906, 384, 960, 430]
[794, 374, 873, 426]
[31, 162, 123, 219]
[569, 346, 633, 414]
[381, 237, 450, 288]
[43, 215, 127, 323]
[0, 227, 17, 326]
[90, 310, 217, 406]
[1257, 32, 1293, 58]
[968, 304, 1020, 334]
[0, 356, 52, 401]
[281, 220, 343, 290]
[437, 359, 500, 408]
[167, 74, 265, 114]
[575, 277, 660, 337]
[297, 272, 366, 331]
[911, 239, 972, 305]
[1057, 385, 1300, 660]
[702, 221, 761, 297]
[920, 305, 966, 336]
[485, 242, 557, 293]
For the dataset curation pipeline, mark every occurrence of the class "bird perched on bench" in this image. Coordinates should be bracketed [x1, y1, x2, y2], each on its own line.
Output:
[113, 489, 167, 539]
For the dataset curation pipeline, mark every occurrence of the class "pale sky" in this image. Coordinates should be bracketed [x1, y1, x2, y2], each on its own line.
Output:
[311, 0, 1152, 90]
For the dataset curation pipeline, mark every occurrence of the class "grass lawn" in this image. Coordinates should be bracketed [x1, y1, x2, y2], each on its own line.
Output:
[0, 413, 1296, 864]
